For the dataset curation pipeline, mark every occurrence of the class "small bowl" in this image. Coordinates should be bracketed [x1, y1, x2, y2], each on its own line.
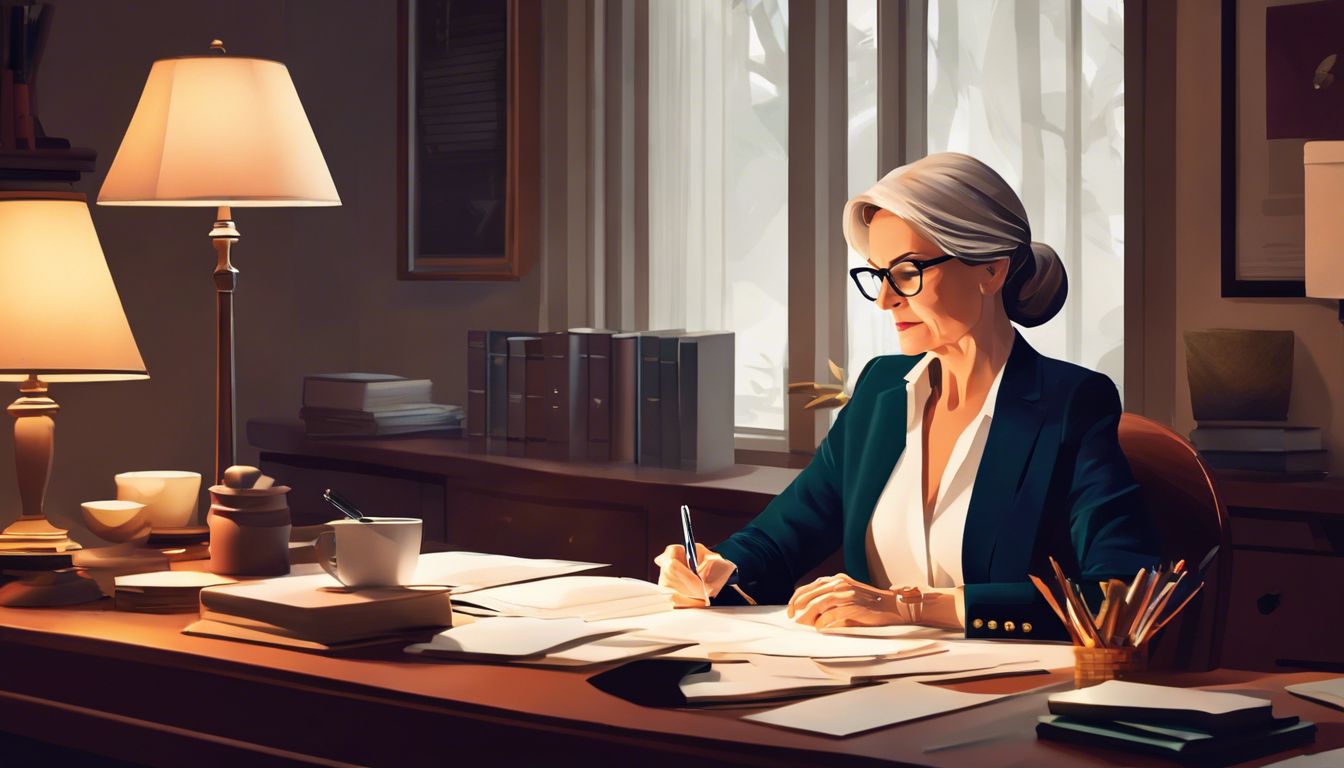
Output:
[80, 500, 151, 543]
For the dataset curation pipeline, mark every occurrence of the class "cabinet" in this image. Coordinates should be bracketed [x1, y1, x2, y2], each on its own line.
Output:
[249, 419, 840, 583]
[1216, 473, 1344, 671]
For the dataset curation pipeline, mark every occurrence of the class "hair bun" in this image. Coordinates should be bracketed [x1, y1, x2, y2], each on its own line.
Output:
[1004, 242, 1067, 327]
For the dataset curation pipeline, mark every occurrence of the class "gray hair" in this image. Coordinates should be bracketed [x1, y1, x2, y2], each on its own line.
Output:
[842, 152, 1067, 328]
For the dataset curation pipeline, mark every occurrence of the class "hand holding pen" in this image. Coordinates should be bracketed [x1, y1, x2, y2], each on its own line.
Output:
[653, 505, 744, 608]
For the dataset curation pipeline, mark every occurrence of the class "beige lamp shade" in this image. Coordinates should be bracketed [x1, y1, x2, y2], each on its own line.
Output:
[0, 194, 148, 382]
[97, 54, 340, 207]
[1305, 141, 1344, 299]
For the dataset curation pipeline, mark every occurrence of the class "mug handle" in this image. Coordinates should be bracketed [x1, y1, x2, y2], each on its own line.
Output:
[314, 531, 342, 584]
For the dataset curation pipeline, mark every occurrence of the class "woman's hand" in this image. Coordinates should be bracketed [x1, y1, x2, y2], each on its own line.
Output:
[654, 544, 737, 608]
[787, 573, 909, 629]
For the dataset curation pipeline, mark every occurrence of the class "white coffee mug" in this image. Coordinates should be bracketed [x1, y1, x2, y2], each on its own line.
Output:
[314, 518, 422, 588]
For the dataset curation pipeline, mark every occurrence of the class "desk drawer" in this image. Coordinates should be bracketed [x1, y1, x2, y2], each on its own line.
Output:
[1222, 549, 1344, 670]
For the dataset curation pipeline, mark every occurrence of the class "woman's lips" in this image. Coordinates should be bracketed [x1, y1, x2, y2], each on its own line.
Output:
[895, 321, 922, 332]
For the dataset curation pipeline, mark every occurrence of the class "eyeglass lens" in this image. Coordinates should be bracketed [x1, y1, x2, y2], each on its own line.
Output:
[856, 263, 923, 300]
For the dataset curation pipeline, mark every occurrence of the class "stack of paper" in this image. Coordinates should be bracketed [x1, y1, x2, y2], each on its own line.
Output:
[680, 662, 862, 704]
[115, 571, 236, 613]
[1286, 677, 1344, 711]
[703, 634, 939, 661]
[745, 679, 1015, 736]
[1038, 681, 1316, 761]
[453, 576, 674, 621]
[408, 551, 604, 593]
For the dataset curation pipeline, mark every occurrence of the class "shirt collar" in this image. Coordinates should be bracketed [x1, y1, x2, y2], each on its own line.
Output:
[902, 338, 1013, 419]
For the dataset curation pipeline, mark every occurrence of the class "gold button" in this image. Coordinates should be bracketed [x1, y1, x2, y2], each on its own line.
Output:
[987, 620, 998, 630]
[1004, 621, 1016, 632]
[972, 619, 984, 629]
[1022, 622, 1033, 633]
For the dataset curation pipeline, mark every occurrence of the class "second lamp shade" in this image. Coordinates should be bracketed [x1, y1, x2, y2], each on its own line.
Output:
[98, 55, 340, 207]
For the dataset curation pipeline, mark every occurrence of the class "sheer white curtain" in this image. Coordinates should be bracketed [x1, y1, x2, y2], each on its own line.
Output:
[845, 0, 1126, 398]
[647, 0, 790, 434]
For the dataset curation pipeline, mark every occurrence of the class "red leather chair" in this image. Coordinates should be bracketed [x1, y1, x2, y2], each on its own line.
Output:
[1117, 413, 1230, 671]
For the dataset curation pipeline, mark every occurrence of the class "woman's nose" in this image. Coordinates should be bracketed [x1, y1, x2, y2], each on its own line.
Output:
[877, 280, 901, 310]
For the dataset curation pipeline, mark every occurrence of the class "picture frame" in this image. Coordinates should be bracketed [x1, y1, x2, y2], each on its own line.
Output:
[397, 0, 540, 281]
[1220, 0, 1306, 297]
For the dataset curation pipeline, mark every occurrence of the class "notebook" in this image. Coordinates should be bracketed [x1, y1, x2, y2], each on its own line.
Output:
[1047, 680, 1276, 734]
[1037, 714, 1315, 761]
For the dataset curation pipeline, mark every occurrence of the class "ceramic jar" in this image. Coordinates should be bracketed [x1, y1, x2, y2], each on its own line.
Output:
[207, 482, 292, 576]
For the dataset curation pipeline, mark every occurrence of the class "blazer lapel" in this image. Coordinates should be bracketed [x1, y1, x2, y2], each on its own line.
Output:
[961, 335, 1046, 584]
[843, 383, 910, 582]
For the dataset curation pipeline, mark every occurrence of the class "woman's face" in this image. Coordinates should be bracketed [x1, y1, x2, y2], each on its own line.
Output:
[866, 209, 1007, 356]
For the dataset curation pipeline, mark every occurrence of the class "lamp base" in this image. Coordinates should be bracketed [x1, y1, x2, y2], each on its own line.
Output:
[0, 568, 103, 607]
[0, 516, 81, 552]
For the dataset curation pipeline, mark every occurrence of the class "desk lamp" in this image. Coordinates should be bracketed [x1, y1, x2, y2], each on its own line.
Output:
[98, 40, 340, 484]
[1305, 141, 1344, 323]
[0, 193, 148, 553]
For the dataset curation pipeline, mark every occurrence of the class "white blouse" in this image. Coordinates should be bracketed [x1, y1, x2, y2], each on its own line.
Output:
[865, 351, 1007, 590]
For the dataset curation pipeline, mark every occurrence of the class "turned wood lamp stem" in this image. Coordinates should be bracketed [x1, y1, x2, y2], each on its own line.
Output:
[211, 206, 240, 485]
[4, 375, 71, 542]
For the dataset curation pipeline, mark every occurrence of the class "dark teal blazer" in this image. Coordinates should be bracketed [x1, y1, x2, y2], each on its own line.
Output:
[715, 333, 1160, 640]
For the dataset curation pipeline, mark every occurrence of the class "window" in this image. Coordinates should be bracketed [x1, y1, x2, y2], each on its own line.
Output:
[646, 0, 791, 435]
[845, 0, 1126, 400]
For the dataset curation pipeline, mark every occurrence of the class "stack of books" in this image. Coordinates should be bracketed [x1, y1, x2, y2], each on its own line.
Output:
[301, 373, 462, 437]
[114, 571, 236, 613]
[1038, 680, 1316, 762]
[467, 328, 734, 471]
[184, 572, 455, 652]
[1190, 423, 1326, 477]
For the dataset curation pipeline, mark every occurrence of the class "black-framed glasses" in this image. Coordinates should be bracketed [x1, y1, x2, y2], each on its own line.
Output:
[850, 255, 957, 301]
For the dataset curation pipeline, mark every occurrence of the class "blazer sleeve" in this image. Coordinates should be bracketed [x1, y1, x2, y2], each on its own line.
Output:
[712, 359, 882, 606]
[963, 373, 1161, 640]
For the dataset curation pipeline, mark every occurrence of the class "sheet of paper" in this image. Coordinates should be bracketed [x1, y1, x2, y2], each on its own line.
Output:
[1286, 678, 1344, 712]
[819, 623, 962, 641]
[680, 662, 858, 703]
[452, 576, 674, 620]
[744, 679, 1010, 737]
[409, 552, 605, 593]
[705, 633, 938, 660]
[590, 607, 788, 644]
[1049, 680, 1271, 715]
[512, 635, 692, 668]
[815, 651, 1048, 681]
[405, 616, 626, 659]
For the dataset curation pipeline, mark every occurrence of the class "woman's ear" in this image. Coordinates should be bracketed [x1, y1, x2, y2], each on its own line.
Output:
[979, 258, 1011, 295]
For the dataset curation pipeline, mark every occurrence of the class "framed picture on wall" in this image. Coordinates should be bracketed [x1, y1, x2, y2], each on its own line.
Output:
[1221, 0, 1314, 297]
[397, 0, 540, 280]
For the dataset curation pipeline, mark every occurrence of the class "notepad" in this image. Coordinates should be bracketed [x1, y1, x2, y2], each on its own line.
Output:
[405, 617, 629, 660]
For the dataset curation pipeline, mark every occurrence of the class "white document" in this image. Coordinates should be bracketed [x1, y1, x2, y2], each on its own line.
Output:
[408, 552, 605, 593]
[513, 634, 693, 668]
[452, 576, 673, 620]
[680, 662, 859, 703]
[1286, 677, 1344, 712]
[706, 633, 938, 660]
[1049, 679, 1272, 716]
[744, 679, 1010, 736]
[405, 616, 627, 659]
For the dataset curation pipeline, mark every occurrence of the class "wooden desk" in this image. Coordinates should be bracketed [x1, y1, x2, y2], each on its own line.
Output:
[1, 603, 1343, 767]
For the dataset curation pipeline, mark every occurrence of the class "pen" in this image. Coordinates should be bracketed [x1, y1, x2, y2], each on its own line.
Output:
[680, 503, 757, 606]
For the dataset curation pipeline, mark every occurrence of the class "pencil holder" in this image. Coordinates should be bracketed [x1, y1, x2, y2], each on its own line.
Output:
[1073, 645, 1146, 689]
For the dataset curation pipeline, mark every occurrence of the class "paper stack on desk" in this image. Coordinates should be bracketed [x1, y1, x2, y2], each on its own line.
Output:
[452, 575, 674, 621]
[1037, 680, 1317, 761]
[409, 551, 605, 593]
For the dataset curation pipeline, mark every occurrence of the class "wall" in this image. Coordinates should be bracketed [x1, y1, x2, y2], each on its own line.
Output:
[1171, 0, 1344, 468]
[0, 0, 552, 539]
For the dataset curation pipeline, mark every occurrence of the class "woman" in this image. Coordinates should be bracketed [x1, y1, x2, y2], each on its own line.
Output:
[655, 153, 1159, 640]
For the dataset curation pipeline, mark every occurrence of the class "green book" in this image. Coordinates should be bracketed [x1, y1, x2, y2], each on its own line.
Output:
[1037, 714, 1315, 762]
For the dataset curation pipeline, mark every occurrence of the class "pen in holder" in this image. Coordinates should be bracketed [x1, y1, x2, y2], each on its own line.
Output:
[1031, 548, 1216, 688]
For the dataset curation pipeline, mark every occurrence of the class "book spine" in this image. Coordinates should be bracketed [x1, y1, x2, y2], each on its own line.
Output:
[679, 340, 699, 471]
[486, 330, 510, 443]
[466, 330, 487, 445]
[506, 337, 529, 457]
[524, 337, 547, 458]
[637, 335, 660, 465]
[543, 331, 570, 461]
[568, 333, 589, 460]
[587, 332, 614, 462]
[693, 333, 735, 472]
[612, 335, 637, 463]
[658, 336, 680, 468]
